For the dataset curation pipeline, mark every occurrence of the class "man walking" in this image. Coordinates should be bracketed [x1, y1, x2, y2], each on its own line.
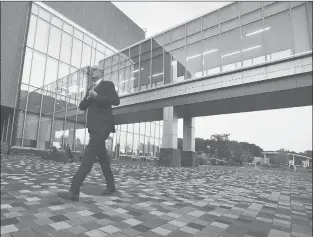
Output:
[59, 66, 120, 201]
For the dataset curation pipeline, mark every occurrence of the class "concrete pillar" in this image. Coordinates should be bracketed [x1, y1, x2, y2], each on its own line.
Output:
[158, 106, 181, 167]
[162, 106, 178, 149]
[183, 117, 195, 151]
[181, 117, 197, 167]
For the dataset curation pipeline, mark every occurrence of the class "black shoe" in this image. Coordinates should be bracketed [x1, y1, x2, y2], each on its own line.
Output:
[58, 191, 79, 201]
[101, 187, 117, 196]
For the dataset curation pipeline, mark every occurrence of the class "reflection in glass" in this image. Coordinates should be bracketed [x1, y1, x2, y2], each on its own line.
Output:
[37, 116, 52, 149]
[81, 43, 92, 67]
[264, 11, 293, 60]
[45, 57, 58, 86]
[140, 59, 151, 90]
[241, 21, 265, 67]
[120, 131, 126, 155]
[22, 47, 33, 84]
[60, 32, 72, 64]
[71, 38, 83, 68]
[34, 18, 50, 54]
[221, 28, 241, 71]
[48, 26, 62, 59]
[291, 5, 310, 54]
[151, 47, 163, 88]
[30, 51, 46, 88]
[203, 36, 221, 76]
[171, 47, 185, 83]
[186, 41, 202, 79]
[23, 113, 39, 148]
[126, 132, 133, 155]
[27, 14, 37, 48]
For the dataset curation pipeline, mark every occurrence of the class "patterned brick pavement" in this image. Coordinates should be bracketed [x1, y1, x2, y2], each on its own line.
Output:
[1, 154, 312, 237]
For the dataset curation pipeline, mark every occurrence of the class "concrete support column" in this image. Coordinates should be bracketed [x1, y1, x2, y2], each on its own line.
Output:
[183, 117, 195, 151]
[182, 117, 197, 167]
[162, 106, 178, 149]
[158, 106, 181, 167]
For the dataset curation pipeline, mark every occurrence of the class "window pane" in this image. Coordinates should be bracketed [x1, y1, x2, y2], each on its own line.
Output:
[308, 2, 312, 49]
[126, 132, 133, 155]
[74, 29, 83, 40]
[44, 57, 58, 86]
[34, 18, 50, 54]
[203, 36, 221, 76]
[264, 2, 290, 18]
[264, 11, 293, 60]
[172, 25, 185, 41]
[130, 64, 139, 93]
[37, 116, 52, 149]
[30, 51, 46, 88]
[187, 18, 201, 36]
[187, 32, 201, 45]
[51, 16, 63, 28]
[140, 59, 151, 90]
[221, 28, 241, 71]
[202, 11, 219, 30]
[291, 5, 310, 54]
[27, 14, 37, 48]
[60, 32, 72, 64]
[134, 123, 139, 134]
[145, 122, 150, 136]
[71, 38, 83, 68]
[95, 51, 104, 66]
[22, 47, 33, 84]
[151, 54, 163, 88]
[81, 43, 92, 67]
[202, 26, 219, 39]
[63, 23, 73, 34]
[96, 42, 105, 54]
[58, 62, 70, 79]
[220, 3, 239, 23]
[171, 47, 186, 83]
[241, 9, 263, 26]
[240, 2, 262, 15]
[241, 20, 265, 67]
[48, 26, 62, 59]
[186, 41, 202, 79]
[40, 90, 55, 116]
[221, 18, 239, 33]
[133, 134, 139, 155]
[119, 131, 126, 155]
[139, 122, 145, 135]
[84, 34, 92, 45]
[23, 112, 39, 148]
[38, 7, 51, 22]
[31, 3, 38, 15]
[150, 122, 155, 138]
[164, 51, 172, 85]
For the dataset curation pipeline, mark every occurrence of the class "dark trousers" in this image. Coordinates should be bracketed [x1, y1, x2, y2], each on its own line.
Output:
[70, 130, 115, 195]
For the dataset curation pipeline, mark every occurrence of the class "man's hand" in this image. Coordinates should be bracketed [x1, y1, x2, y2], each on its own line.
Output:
[88, 89, 97, 99]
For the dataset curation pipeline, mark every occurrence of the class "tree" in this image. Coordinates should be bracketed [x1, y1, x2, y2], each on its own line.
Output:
[270, 150, 289, 165]
[211, 133, 231, 159]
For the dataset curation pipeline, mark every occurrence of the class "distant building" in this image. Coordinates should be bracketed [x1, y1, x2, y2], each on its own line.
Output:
[261, 151, 312, 168]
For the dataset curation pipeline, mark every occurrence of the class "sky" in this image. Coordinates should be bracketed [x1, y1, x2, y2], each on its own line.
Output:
[113, 2, 312, 153]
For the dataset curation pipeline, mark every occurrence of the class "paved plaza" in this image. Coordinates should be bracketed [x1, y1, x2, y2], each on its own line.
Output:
[1, 154, 312, 237]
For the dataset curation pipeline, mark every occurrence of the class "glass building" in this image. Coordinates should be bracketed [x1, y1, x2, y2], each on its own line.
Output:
[15, 2, 162, 158]
[99, 1, 312, 95]
[14, 1, 312, 159]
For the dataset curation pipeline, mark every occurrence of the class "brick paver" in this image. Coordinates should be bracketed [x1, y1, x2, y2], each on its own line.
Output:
[1, 154, 312, 237]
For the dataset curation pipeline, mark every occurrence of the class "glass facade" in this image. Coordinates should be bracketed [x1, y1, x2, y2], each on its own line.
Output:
[15, 2, 312, 159]
[99, 1, 312, 95]
[15, 2, 163, 159]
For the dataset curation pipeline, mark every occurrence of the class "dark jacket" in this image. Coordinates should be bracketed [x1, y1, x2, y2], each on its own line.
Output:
[79, 80, 120, 134]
